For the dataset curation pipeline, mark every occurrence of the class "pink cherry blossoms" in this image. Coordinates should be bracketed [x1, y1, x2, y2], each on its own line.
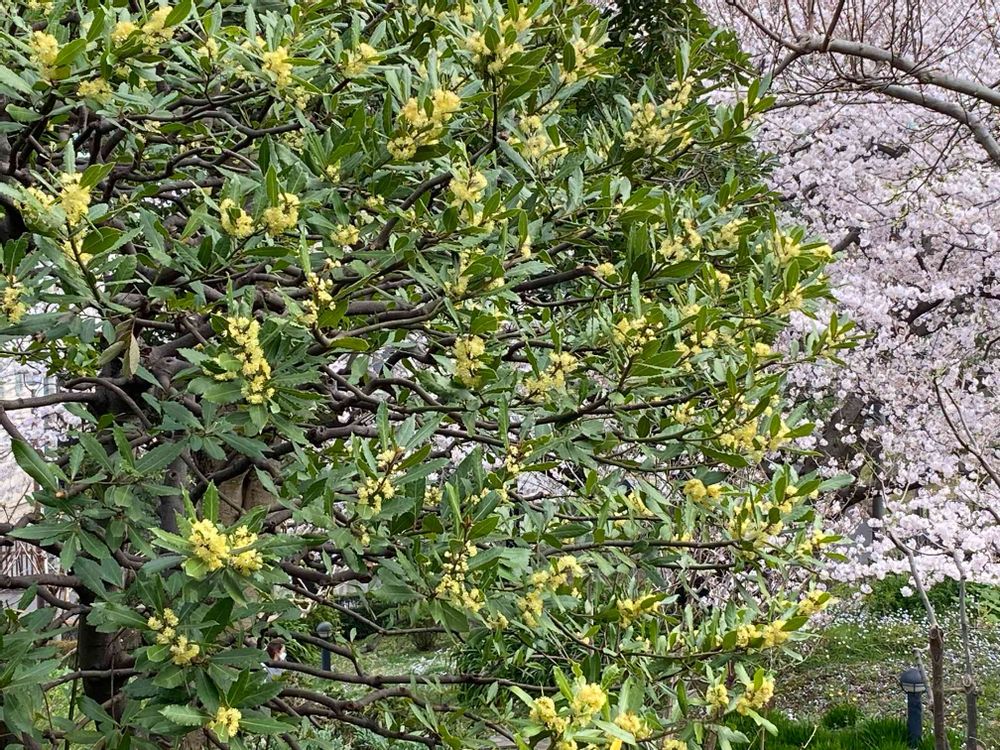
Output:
[708, 0, 1000, 586]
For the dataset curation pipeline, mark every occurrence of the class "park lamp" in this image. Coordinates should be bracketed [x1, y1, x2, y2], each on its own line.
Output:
[316, 621, 333, 671]
[898, 667, 925, 748]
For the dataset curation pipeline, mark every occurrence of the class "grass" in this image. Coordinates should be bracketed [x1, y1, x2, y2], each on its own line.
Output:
[731, 713, 960, 749]
[772, 607, 1000, 749]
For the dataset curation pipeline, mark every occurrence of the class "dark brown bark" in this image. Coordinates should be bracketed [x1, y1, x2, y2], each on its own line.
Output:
[929, 625, 948, 750]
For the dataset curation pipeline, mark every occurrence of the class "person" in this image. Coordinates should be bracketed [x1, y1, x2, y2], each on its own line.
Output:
[263, 638, 286, 679]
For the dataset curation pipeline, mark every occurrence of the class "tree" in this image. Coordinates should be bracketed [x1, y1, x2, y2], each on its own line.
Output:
[0, 1, 847, 748]
[704, 2, 1000, 748]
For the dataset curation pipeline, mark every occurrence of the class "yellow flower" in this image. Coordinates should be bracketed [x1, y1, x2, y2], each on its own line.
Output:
[594, 262, 616, 279]
[146, 615, 163, 631]
[760, 619, 790, 648]
[78, 78, 113, 103]
[188, 518, 230, 571]
[529, 696, 567, 733]
[228, 526, 263, 574]
[662, 740, 686, 750]
[155, 626, 175, 645]
[450, 166, 488, 205]
[219, 198, 254, 238]
[570, 679, 606, 721]
[705, 682, 729, 713]
[431, 88, 462, 121]
[111, 20, 138, 43]
[142, 5, 174, 45]
[344, 42, 379, 77]
[208, 706, 241, 739]
[58, 173, 91, 227]
[262, 192, 300, 235]
[169, 635, 200, 666]
[453, 334, 486, 386]
[332, 223, 360, 247]
[683, 478, 707, 502]
[262, 46, 293, 87]
[28, 31, 60, 71]
[1, 282, 26, 323]
[225, 316, 274, 404]
[614, 711, 650, 739]
[736, 675, 775, 715]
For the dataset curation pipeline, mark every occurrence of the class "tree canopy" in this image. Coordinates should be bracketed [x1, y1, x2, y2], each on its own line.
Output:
[0, 1, 849, 748]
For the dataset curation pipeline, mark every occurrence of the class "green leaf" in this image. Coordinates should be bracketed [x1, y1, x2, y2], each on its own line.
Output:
[160, 704, 206, 727]
[0, 66, 31, 96]
[12, 440, 58, 492]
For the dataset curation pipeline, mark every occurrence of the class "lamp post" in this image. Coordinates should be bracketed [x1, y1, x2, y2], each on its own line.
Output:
[316, 621, 333, 671]
[899, 667, 926, 748]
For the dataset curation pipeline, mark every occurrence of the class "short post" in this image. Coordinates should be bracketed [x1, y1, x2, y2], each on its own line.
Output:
[316, 621, 333, 671]
[899, 667, 926, 748]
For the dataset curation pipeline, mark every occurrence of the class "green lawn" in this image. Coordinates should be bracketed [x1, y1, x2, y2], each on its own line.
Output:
[773, 608, 1000, 749]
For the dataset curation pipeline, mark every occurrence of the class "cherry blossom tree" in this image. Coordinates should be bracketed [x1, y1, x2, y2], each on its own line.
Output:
[705, 0, 1000, 588]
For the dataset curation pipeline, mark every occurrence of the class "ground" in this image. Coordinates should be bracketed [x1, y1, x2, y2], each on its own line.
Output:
[773, 607, 1000, 749]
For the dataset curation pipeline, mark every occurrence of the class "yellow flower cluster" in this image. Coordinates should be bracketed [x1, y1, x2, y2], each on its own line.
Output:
[616, 595, 660, 624]
[301, 272, 335, 326]
[356, 474, 396, 514]
[524, 352, 578, 401]
[624, 101, 684, 152]
[662, 739, 687, 750]
[736, 675, 775, 715]
[454, 334, 486, 386]
[225, 316, 274, 404]
[78, 78, 113, 103]
[142, 6, 175, 47]
[717, 218, 746, 246]
[112, 19, 138, 43]
[799, 589, 835, 616]
[147, 608, 201, 666]
[219, 198, 254, 239]
[778, 284, 805, 313]
[773, 231, 801, 264]
[343, 42, 379, 77]
[594, 261, 616, 279]
[388, 88, 462, 160]
[435, 541, 485, 614]
[465, 31, 523, 74]
[560, 36, 602, 83]
[734, 622, 759, 648]
[570, 678, 607, 722]
[262, 192, 300, 236]
[760, 619, 790, 648]
[28, 31, 59, 76]
[511, 115, 568, 167]
[189, 518, 230, 571]
[59, 173, 91, 227]
[530, 696, 567, 734]
[682, 478, 722, 503]
[146, 607, 179, 643]
[330, 223, 360, 250]
[262, 46, 293, 88]
[517, 556, 584, 626]
[798, 527, 833, 556]
[705, 682, 729, 713]
[208, 706, 241, 739]
[229, 526, 264, 575]
[615, 711, 651, 739]
[450, 166, 488, 205]
[2, 280, 26, 323]
[612, 313, 662, 355]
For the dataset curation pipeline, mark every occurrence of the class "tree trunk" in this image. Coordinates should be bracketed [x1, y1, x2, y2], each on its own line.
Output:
[929, 625, 947, 750]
